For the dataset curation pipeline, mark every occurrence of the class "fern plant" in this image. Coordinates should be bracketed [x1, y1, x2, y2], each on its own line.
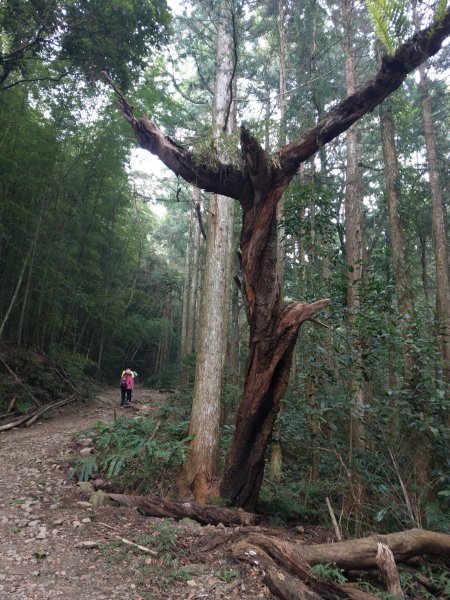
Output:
[69, 416, 193, 492]
[434, 0, 447, 22]
[365, 0, 409, 55]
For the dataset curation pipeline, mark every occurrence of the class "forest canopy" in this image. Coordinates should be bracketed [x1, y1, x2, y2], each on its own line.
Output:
[0, 0, 171, 89]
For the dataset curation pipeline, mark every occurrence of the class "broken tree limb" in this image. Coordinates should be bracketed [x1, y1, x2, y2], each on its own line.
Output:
[107, 493, 260, 526]
[325, 496, 342, 541]
[233, 529, 450, 571]
[376, 542, 404, 598]
[98, 522, 157, 556]
[0, 414, 32, 432]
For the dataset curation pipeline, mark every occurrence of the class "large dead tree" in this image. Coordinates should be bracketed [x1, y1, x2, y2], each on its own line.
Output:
[104, 7, 450, 511]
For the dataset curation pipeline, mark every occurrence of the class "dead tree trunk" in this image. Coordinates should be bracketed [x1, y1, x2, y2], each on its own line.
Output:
[104, 6, 450, 510]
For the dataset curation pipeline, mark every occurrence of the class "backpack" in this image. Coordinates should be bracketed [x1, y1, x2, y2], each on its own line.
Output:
[120, 378, 127, 389]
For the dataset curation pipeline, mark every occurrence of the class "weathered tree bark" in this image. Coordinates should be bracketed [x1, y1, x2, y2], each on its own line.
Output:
[218, 132, 330, 507]
[185, 0, 237, 502]
[375, 542, 405, 598]
[107, 493, 260, 526]
[234, 540, 380, 600]
[105, 6, 450, 509]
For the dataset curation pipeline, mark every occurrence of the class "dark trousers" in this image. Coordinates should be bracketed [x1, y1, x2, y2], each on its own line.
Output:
[120, 388, 132, 406]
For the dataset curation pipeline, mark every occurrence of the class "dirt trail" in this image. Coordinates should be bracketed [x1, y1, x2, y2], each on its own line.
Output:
[0, 387, 272, 600]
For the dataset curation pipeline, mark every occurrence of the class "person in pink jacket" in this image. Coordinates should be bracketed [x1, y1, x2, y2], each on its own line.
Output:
[119, 369, 134, 408]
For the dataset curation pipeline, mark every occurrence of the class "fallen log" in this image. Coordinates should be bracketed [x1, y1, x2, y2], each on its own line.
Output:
[233, 541, 379, 600]
[108, 493, 260, 526]
[233, 528, 450, 571]
[232, 529, 450, 600]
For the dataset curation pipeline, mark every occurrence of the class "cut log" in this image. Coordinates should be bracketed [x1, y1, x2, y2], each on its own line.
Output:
[234, 528, 450, 570]
[108, 493, 260, 526]
[376, 542, 404, 598]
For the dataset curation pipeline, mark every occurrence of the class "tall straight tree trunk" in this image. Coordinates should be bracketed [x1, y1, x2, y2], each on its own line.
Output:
[343, 0, 365, 457]
[187, 197, 202, 355]
[379, 98, 415, 378]
[269, 0, 288, 483]
[379, 96, 433, 488]
[156, 292, 172, 377]
[418, 65, 450, 397]
[185, 0, 237, 502]
[276, 0, 287, 291]
[180, 208, 193, 359]
[341, 0, 365, 535]
[413, 2, 450, 401]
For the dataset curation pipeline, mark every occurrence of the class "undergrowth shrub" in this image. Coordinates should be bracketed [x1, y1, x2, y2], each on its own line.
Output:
[70, 415, 192, 495]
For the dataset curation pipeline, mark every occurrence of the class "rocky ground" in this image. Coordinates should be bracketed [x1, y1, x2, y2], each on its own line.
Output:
[0, 387, 275, 600]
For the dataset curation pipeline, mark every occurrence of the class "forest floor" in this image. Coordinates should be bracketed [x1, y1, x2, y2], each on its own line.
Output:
[0, 386, 281, 600]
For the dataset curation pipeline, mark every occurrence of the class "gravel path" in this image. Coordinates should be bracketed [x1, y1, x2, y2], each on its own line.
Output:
[0, 388, 273, 600]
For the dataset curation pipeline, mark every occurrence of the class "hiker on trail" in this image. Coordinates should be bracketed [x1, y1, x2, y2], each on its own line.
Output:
[119, 369, 134, 408]
[120, 368, 138, 403]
